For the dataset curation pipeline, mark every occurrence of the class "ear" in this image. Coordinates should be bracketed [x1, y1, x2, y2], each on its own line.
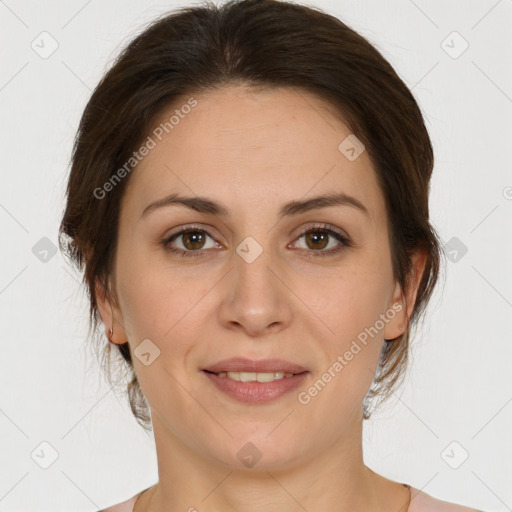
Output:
[383, 249, 428, 341]
[95, 278, 128, 344]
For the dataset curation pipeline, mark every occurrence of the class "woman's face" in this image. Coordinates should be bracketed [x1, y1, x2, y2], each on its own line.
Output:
[98, 85, 421, 469]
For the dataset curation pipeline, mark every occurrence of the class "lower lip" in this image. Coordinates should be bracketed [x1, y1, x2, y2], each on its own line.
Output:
[202, 371, 309, 403]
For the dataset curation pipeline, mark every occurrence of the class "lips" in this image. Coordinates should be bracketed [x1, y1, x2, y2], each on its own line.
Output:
[202, 357, 308, 375]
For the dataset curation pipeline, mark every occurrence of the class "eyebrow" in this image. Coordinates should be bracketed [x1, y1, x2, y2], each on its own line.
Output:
[140, 192, 369, 219]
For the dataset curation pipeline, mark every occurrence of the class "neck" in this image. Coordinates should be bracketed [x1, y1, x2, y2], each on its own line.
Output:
[137, 407, 411, 512]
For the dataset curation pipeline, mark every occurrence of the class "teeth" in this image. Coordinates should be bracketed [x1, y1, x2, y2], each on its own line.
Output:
[215, 371, 295, 382]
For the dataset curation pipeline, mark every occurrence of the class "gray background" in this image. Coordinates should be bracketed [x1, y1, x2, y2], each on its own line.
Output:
[0, 0, 511, 510]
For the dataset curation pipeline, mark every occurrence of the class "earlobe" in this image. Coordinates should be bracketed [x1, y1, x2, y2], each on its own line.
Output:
[95, 279, 128, 344]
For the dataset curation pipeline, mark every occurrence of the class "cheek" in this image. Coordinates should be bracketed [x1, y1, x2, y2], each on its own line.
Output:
[303, 276, 391, 413]
[315, 269, 392, 368]
[115, 248, 174, 339]
[116, 248, 213, 346]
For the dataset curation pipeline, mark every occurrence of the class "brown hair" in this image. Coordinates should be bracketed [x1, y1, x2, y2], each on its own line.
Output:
[59, 0, 444, 431]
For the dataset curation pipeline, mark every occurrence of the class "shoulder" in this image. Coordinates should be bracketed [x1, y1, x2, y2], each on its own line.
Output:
[96, 489, 144, 512]
[408, 486, 485, 512]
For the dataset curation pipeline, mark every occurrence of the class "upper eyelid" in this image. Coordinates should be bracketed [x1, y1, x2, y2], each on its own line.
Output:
[165, 223, 348, 246]
[166, 224, 220, 242]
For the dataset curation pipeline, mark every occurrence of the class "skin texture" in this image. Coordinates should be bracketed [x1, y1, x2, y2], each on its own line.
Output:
[96, 85, 426, 512]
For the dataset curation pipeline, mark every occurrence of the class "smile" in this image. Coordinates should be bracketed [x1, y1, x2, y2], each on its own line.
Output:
[202, 369, 309, 403]
[209, 371, 296, 382]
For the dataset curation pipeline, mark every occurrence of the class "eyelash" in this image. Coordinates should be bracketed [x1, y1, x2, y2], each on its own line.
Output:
[161, 223, 351, 259]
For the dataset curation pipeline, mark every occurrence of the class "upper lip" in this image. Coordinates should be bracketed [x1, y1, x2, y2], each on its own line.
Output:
[203, 357, 308, 374]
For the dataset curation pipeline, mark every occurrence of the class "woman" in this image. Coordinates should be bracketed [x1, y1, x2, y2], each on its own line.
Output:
[59, 0, 485, 511]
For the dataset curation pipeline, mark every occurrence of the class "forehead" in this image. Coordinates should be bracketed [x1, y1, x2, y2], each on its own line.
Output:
[122, 85, 384, 223]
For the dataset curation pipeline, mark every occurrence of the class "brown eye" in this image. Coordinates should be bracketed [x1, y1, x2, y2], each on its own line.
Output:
[292, 225, 351, 258]
[180, 230, 207, 250]
[162, 227, 218, 258]
[304, 231, 329, 250]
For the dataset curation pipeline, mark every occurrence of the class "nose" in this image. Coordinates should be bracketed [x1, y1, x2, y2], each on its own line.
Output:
[217, 241, 293, 337]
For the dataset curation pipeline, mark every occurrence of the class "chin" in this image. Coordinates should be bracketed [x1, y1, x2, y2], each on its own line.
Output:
[205, 433, 307, 472]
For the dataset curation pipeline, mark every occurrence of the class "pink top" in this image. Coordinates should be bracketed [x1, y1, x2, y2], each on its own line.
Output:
[98, 484, 485, 512]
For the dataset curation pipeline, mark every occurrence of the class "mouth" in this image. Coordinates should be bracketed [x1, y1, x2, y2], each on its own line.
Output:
[202, 356, 308, 375]
[201, 357, 309, 403]
[202, 369, 303, 382]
